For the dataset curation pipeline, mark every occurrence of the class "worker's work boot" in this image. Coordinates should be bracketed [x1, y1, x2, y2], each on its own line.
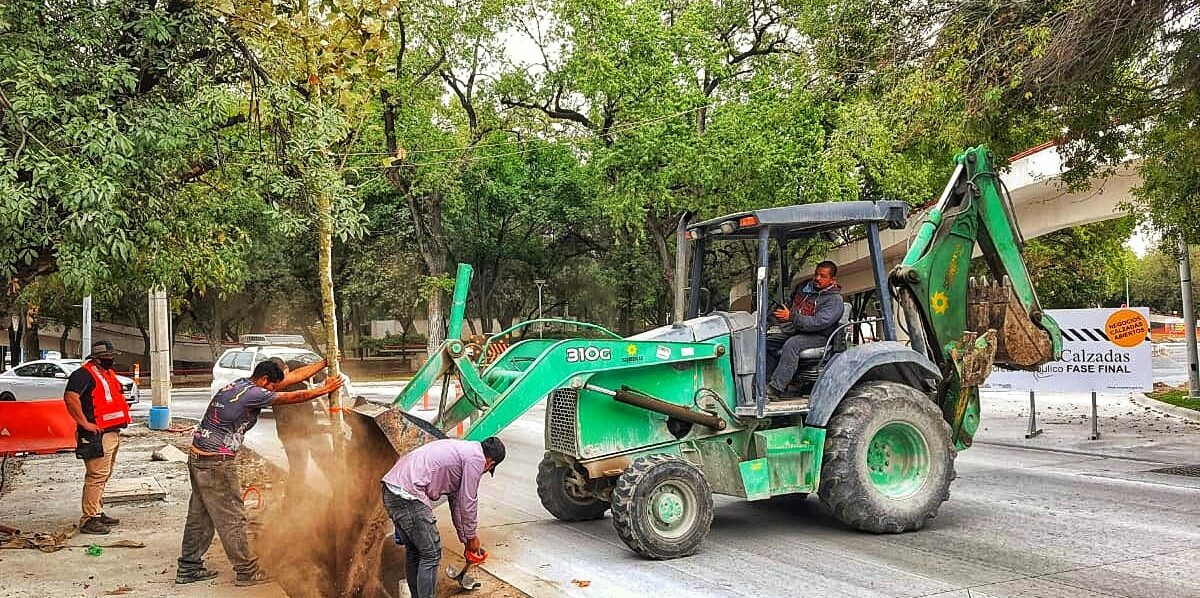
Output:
[234, 570, 272, 587]
[765, 385, 785, 401]
[79, 517, 110, 535]
[96, 512, 120, 526]
[175, 569, 219, 585]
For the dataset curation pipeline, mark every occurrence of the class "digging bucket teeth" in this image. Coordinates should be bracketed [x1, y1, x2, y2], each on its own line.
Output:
[967, 275, 1054, 369]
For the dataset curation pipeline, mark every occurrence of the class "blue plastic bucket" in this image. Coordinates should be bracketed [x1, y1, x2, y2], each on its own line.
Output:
[149, 406, 171, 430]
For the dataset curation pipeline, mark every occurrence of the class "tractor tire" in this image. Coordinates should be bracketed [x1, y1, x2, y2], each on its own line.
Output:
[818, 381, 956, 533]
[536, 453, 610, 521]
[611, 453, 713, 560]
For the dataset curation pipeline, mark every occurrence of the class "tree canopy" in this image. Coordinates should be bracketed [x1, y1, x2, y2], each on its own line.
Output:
[3, 0, 1197, 347]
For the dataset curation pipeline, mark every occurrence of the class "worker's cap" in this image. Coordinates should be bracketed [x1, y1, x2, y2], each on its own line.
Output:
[481, 436, 505, 476]
[87, 340, 118, 359]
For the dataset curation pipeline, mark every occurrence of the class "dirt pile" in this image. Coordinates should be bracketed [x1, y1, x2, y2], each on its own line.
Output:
[245, 404, 445, 598]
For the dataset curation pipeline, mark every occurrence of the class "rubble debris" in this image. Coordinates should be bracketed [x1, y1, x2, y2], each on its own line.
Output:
[151, 444, 187, 463]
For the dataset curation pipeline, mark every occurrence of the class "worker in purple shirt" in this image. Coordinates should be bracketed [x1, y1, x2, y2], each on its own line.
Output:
[381, 436, 505, 598]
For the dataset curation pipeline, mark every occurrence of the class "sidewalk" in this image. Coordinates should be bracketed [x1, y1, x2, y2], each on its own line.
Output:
[975, 389, 1200, 464]
[0, 422, 288, 598]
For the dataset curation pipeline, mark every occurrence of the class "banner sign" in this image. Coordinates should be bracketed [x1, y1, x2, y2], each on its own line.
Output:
[982, 307, 1152, 392]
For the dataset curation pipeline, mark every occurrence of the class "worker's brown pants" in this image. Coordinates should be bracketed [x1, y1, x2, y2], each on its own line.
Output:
[81, 432, 121, 525]
[177, 456, 259, 577]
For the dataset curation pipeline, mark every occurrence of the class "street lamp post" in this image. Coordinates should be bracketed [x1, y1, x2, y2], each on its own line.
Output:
[534, 279, 547, 338]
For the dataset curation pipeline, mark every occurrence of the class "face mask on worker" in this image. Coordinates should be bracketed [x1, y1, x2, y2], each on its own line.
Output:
[98, 357, 115, 369]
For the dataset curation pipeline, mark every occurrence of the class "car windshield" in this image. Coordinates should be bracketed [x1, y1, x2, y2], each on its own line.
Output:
[268, 352, 320, 366]
[57, 360, 83, 372]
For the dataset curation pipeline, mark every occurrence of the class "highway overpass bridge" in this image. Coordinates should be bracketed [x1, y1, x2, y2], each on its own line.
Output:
[830, 144, 1140, 295]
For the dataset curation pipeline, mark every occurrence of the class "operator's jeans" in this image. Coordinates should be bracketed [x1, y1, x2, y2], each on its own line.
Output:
[382, 483, 442, 598]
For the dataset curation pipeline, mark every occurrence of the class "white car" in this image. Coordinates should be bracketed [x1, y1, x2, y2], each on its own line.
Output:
[209, 338, 352, 398]
[0, 359, 140, 403]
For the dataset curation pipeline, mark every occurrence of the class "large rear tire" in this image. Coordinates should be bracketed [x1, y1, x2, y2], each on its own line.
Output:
[611, 453, 713, 560]
[818, 381, 956, 533]
[537, 453, 610, 521]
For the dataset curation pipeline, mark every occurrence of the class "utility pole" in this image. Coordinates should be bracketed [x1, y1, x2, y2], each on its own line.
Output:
[1179, 239, 1200, 397]
[81, 296, 92, 360]
[148, 288, 172, 429]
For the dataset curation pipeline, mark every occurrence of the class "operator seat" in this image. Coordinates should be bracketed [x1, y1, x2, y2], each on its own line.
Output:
[795, 302, 852, 362]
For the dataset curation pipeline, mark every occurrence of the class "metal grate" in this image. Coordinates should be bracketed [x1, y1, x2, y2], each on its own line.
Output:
[1148, 464, 1200, 477]
[547, 388, 579, 455]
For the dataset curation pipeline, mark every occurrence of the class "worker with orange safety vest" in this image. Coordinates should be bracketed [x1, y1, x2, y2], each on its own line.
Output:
[63, 340, 132, 535]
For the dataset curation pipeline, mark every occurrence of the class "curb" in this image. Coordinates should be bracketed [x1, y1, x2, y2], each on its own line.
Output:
[1131, 393, 1200, 423]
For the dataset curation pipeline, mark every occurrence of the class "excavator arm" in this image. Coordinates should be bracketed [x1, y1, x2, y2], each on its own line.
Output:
[891, 146, 1062, 447]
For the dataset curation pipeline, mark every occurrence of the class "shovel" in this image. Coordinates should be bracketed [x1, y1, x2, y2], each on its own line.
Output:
[444, 561, 481, 591]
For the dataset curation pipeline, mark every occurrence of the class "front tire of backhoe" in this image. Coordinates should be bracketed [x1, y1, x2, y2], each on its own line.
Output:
[611, 453, 713, 560]
[818, 381, 956, 533]
[537, 454, 610, 521]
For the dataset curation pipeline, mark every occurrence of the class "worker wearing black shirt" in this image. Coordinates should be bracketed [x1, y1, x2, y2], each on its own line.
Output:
[63, 340, 131, 535]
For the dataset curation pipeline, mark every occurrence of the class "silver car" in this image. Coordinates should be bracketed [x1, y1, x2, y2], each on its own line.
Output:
[0, 359, 140, 403]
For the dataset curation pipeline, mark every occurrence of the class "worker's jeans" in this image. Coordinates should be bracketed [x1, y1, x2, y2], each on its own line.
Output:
[768, 333, 827, 391]
[81, 431, 120, 524]
[177, 456, 260, 577]
[382, 484, 441, 598]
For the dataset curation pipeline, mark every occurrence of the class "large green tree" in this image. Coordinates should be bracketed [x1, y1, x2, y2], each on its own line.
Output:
[0, 1, 280, 308]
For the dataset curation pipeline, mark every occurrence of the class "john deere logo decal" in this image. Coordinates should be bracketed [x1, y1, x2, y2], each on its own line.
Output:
[931, 291, 950, 315]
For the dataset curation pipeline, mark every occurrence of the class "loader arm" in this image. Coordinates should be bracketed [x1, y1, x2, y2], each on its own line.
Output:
[891, 146, 1062, 448]
[388, 263, 727, 442]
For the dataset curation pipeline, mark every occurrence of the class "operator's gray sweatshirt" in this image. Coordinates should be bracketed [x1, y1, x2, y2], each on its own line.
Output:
[777, 281, 843, 337]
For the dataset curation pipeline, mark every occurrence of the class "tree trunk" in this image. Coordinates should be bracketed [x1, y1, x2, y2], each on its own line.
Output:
[208, 300, 224, 361]
[10, 315, 24, 365]
[646, 211, 677, 293]
[59, 325, 71, 355]
[426, 291, 445, 355]
[23, 307, 40, 361]
[136, 320, 150, 362]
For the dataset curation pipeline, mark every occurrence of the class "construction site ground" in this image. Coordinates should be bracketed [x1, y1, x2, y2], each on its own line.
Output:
[4, 385, 1200, 598]
[0, 419, 526, 598]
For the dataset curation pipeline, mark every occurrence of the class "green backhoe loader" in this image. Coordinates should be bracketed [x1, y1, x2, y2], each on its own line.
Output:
[347, 146, 1061, 564]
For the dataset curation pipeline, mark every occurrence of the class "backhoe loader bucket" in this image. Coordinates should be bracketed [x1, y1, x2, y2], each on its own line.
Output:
[968, 276, 1054, 369]
[308, 400, 447, 598]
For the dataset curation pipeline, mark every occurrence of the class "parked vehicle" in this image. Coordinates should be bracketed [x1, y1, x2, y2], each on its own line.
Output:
[0, 359, 140, 403]
[209, 334, 353, 397]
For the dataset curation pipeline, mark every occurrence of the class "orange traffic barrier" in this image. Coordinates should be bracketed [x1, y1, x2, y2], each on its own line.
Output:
[0, 400, 77, 456]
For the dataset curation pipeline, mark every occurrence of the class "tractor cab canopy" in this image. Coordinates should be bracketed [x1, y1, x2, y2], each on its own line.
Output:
[685, 201, 908, 243]
[681, 200, 909, 343]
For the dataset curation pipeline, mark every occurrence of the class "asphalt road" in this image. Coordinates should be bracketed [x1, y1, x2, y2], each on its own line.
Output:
[166, 383, 1200, 598]
[1154, 342, 1195, 385]
[469, 403, 1200, 598]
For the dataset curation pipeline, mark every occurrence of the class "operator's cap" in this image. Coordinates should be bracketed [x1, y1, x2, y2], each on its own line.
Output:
[481, 436, 505, 477]
[87, 340, 118, 359]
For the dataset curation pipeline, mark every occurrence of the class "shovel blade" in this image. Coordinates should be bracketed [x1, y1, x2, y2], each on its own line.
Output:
[445, 565, 481, 590]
